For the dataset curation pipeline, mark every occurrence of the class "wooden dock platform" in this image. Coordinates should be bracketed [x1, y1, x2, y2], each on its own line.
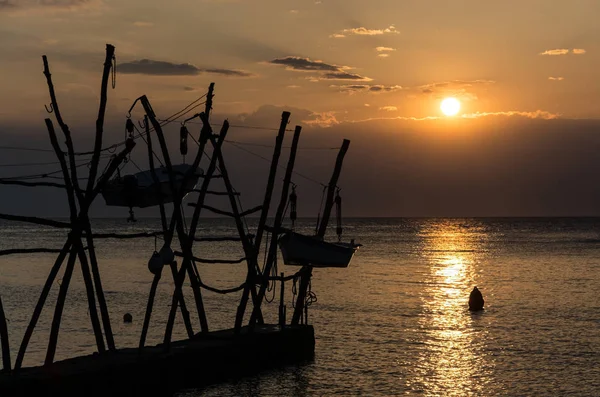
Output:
[0, 324, 315, 396]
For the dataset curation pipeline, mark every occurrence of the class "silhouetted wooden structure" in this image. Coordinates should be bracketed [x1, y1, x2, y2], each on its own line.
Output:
[0, 44, 356, 396]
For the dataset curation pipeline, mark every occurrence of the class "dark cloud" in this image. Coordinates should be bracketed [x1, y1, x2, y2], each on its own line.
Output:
[0, 0, 92, 10]
[419, 79, 495, 93]
[333, 84, 403, 93]
[269, 56, 340, 72]
[202, 68, 254, 77]
[118, 59, 254, 77]
[321, 71, 371, 81]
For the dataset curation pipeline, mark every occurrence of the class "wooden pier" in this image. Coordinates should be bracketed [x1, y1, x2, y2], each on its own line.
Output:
[0, 325, 315, 396]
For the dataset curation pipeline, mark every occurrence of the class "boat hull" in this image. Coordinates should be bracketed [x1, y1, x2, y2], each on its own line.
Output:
[101, 164, 201, 208]
[278, 232, 358, 268]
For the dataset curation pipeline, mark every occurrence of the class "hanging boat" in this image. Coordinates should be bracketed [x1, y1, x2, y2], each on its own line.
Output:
[278, 232, 360, 268]
[101, 164, 202, 208]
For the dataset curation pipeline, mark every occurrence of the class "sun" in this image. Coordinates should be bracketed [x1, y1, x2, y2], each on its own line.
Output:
[441, 97, 461, 116]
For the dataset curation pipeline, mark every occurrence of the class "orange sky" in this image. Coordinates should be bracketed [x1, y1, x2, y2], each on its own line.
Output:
[1, 0, 599, 124]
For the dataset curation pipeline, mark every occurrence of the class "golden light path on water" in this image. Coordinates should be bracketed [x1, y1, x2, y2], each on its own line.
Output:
[411, 221, 495, 396]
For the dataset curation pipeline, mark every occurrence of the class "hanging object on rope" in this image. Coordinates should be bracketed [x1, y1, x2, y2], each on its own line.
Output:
[125, 118, 135, 135]
[335, 188, 342, 242]
[147, 251, 163, 275]
[290, 184, 297, 230]
[102, 163, 203, 208]
[179, 125, 189, 157]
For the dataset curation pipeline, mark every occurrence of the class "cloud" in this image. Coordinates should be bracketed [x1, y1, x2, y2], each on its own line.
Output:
[548, 77, 564, 81]
[539, 48, 586, 56]
[269, 56, 340, 72]
[118, 59, 254, 77]
[0, 0, 96, 11]
[331, 25, 398, 38]
[375, 47, 396, 52]
[462, 110, 560, 120]
[333, 84, 403, 93]
[378, 54, 390, 58]
[418, 80, 495, 100]
[183, 86, 196, 91]
[380, 106, 398, 112]
[302, 111, 340, 128]
[133, 21, 154, 27]
[269, 56, 371, 81]
[321, 71, 372, 81]
[539, 49, 570, 56]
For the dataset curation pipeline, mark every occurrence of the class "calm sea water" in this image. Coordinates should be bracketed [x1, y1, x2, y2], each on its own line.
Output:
[1, 217, 600, 396]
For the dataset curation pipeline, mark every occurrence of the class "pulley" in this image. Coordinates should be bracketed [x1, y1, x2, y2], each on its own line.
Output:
[335, 189, 342, 241]
[180, 125, 189, 156]
[125, 118, 135, 134]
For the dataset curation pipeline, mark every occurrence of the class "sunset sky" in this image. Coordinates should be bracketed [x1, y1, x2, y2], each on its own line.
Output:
[2, 0, 600, 217]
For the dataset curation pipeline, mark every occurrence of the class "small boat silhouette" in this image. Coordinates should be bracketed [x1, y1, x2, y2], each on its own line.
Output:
[101, 164, 201, 208]
[278, 232, 360, 268]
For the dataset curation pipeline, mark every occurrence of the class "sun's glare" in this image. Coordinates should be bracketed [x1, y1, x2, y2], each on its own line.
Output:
[441, 97, 461, 116]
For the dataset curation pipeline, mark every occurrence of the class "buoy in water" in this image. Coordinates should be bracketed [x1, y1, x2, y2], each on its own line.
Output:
[469, 286, 485, 311]
[123, 313, 133, 323]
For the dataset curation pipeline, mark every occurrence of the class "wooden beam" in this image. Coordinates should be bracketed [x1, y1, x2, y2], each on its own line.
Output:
[0, 214, 70, 229]
[249, 126, 302, 328]
[254, 111, 290, 254]
[14, 239, 71, 369]
[292, 139, 351, 326]
[0, 294, 11, 372]
[45, 248, 77, 366]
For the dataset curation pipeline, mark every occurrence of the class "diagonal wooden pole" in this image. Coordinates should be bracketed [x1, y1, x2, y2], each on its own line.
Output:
[0, 293, 11, 372]
[249, 126, 302, 328]
[292, 139, 351, 325]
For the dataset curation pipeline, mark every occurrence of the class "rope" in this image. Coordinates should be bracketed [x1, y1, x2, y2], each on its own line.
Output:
[225, 140, 339, 150]
[226, 141, 326, 188]
[0, 146, 54, 153]
[111, 54, 116, 89]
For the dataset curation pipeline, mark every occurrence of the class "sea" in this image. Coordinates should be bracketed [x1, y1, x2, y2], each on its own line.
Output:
[1, 217, 599, 396]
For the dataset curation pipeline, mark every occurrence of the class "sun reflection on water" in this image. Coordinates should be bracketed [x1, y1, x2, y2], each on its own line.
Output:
[412, 220, 494, 396]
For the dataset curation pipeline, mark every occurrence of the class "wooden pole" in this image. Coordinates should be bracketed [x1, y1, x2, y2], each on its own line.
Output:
[47, 118, 107, 353]
[14, 239, 71, 369]
[0, 294, 11, 372]
[73, 239, 106, 353]
[162, 121, 229, 339]
[292, 139, 351, 325]
[253, 111, 290, 252]
[248, 126, 301, 328]
[85, 44, 115, 195]
[139, 96, 208, 343]
[316, 139, 350, 238]
[45, 248, 77, 366]
[42, 55, 84, 205]
[81, 45, 117, 351]
[278, 272, 285, 328]
[138, 272, 161, 350]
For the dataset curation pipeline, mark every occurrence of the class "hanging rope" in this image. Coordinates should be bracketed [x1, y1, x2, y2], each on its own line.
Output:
[335, 188, 342, 242]
[111, 54, 117, 89]
[290, 184, 297, 230]
[315, 185, 327, 236]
